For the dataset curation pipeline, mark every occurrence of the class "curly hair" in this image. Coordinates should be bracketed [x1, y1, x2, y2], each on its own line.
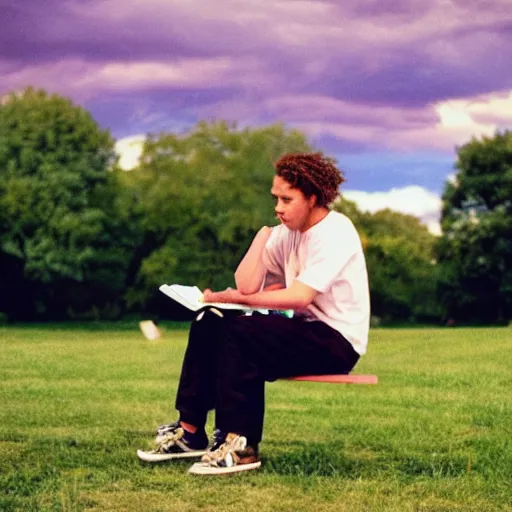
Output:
[274, 152, 345, 207]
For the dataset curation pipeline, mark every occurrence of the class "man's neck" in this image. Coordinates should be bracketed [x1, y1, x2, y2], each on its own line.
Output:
[300, 207, 330, 232]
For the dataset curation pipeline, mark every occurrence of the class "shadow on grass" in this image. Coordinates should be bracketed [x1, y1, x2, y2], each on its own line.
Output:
[393, 453, 470, 479]
[262, 440, 473, 481]
[262, 440, 367, 477]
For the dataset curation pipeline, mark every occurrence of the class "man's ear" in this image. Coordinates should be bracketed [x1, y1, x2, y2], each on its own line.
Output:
[308, 194, 318, 208]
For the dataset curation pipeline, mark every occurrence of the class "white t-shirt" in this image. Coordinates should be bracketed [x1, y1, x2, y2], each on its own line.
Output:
[262, 210, 370, 355]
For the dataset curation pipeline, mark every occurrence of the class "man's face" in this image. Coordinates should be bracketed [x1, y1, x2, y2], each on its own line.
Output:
[271, 175, 315, 232]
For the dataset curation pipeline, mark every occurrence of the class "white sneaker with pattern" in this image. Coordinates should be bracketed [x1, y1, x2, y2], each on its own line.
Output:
[188, 433, 261, 475]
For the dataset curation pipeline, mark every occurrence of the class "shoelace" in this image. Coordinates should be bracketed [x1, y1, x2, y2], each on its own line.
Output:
[156, 421, 180, 436]
[201, 433, 247, 467]
[155, 427, 187, 453]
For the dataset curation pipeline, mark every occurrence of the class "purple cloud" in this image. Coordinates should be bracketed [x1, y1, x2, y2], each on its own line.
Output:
[1, 0, 511, 157]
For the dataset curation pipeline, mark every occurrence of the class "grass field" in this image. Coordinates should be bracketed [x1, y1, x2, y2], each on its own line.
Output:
[1, 323, 511, 512]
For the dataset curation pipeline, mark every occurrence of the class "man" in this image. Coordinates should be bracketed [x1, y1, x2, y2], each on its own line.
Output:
[144, 152, 370, 475]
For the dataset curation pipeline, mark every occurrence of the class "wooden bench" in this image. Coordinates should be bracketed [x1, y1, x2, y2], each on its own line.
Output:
[283, 374, 378, 384]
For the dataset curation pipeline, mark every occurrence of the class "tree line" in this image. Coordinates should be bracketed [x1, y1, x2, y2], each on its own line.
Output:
[1, 88, 511, 325]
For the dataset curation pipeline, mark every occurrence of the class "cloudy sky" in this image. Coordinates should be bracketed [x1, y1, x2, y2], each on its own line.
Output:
[2, 0, 511, 233]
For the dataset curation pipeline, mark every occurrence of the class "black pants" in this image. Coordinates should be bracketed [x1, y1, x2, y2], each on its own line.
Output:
[175, 309, 359, 446]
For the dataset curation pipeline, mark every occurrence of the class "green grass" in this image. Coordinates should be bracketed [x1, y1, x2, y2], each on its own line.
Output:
[1, 324, 511, 511]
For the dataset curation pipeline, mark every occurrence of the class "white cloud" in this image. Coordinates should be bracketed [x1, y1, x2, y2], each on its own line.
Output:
[394, 91, 512, 152]
[115, 134, 145, 170]
[281, 89, 512, 153]
[446, 173, 457, 186]
[343, 186, 442, 235]
[0, 57, 240, 100]
[80, 60, 234, 90]
[467, 91, 512, 123]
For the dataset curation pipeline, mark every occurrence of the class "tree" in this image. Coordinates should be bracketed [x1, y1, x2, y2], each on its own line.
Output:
[438, 131, 512, 324]
[119, 121, 311, 313]
[0, 88, 135, 320]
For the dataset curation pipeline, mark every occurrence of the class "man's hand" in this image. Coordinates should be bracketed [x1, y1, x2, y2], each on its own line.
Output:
[234, 225, 274, 295]
[203, 288, 246, 304]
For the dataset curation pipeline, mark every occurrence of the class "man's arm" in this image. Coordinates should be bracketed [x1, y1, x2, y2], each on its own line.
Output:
[263, 283, 285, 292]
[204, 280, 318, 311]
[234, 226, 273, 294]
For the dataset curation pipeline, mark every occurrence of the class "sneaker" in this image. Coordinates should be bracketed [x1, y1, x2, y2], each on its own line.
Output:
[137, 422, 208, 462]
[155, 420, 180, 444]
[188, 433, 261, 475]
